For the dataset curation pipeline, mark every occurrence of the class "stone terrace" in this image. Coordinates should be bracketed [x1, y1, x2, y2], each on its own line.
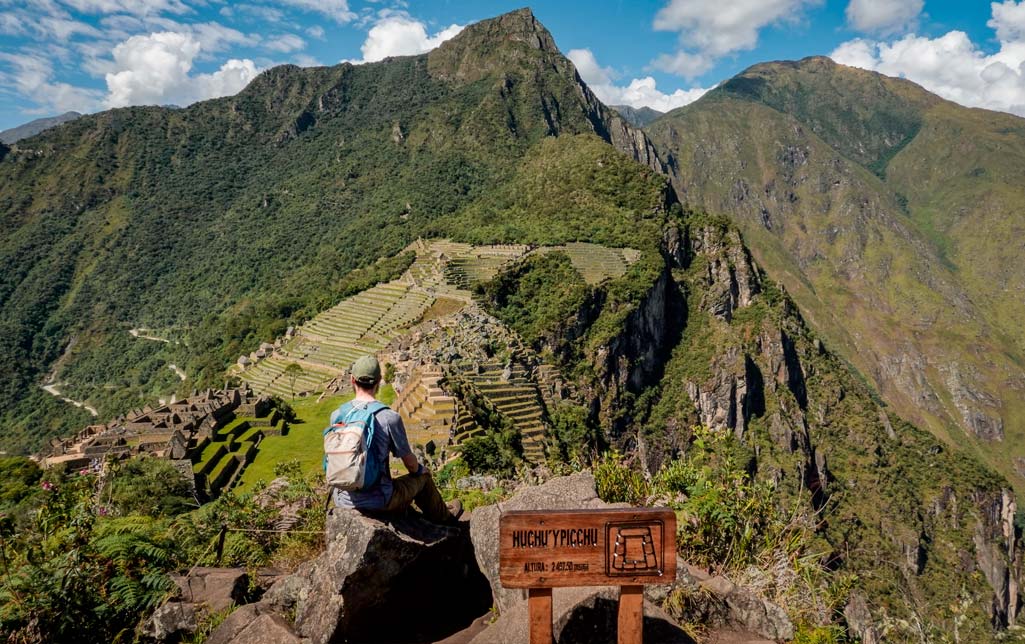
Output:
[451, 362, 547, 462]
[535, 242, 641, 285]
[392, 366, 459, 451]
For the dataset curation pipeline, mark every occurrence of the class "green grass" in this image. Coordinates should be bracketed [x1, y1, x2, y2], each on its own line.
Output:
[237, 384, 395, 489]
[193, 444, 226, 474]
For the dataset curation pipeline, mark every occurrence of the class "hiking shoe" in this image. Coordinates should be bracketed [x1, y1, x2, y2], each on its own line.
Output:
[447, 499, 464, 522]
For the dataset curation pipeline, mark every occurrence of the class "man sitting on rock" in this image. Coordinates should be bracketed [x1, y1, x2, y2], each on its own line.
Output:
[331, 354, 462, 525]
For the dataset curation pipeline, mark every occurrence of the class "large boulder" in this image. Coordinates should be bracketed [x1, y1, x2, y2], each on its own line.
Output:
[253, 509, 491, 644]
[206, 604, 301, 644]
[142, 602, 198, 642]
[691, 572, 794, 642]
[142, 568, 248, 642]
[172, 567, 249, 613]
[469, 472, 614, 613]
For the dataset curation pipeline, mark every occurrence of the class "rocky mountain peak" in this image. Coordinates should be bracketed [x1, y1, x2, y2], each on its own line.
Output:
[450, 7, 556, 53]
[427, 7, 562, 82]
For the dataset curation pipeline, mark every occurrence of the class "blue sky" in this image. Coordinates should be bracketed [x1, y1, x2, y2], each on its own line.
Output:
[2, 1, 1024, 131]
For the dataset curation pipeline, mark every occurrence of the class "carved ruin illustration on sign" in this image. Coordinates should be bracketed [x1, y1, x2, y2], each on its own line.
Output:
[607, 521, 662, 576]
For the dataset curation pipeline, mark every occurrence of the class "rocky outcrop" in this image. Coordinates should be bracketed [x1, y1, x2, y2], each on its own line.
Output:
[207, 605, 301, 644]
[685, 347, 747, 437]
[171, 567, 249, 613]
[687, 225, 761, 320]
[142, 568, 251, 641]
[843, 592, 880, 644]
[208, 510, 491, 644]
[683, 570, 794, 642]
[944, 364, 1004, 441]
[143, 602, 198, 642]
[973, 489, 1021, 626]
[471, 472, 612, 613]
[602, 113, 666, 175]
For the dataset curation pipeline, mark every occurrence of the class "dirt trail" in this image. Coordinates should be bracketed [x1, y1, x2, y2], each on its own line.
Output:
[41, 384, 98, 416]
[129, 328, 171, 343]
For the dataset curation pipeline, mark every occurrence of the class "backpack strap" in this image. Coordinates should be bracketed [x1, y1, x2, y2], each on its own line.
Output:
[325, 401, 354, 434]
[360, 402, 387, 449]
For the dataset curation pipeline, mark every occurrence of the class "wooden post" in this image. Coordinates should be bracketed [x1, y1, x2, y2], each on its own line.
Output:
[528, 587, 553, 644]
[618, 585, 643, 644]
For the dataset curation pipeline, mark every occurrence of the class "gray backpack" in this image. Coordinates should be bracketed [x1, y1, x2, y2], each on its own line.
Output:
[323, 401, 386, 491]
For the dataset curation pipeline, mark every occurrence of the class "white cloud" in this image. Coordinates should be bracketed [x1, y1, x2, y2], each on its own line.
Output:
[830, 39, 880, 70]
[306, 25, 325, 39]
[615, 77, 710, 113]
[186, 22, 258, 54]
[0, 13, 26, 36]
[357, 15, 463, 63]
[567, 48, 615, 86]
[264, 34, 305, 54]
[991, 0, 1025, 41]
[104, 31, 258, 108]
[59, 0, 190, 16]
[845, 0, 923, 35]
[36, 15, 102, 40]
[831, 1, 1025, 116]
[652, 0, 821, 78]
[227, 4, 286, 24]
[568, 48, 709, 113]
[651, 50, 713, 78]
[274, 0, 355, 24]
[0, 51, 102, 114]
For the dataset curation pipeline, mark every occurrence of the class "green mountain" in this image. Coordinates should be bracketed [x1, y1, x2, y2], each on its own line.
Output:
[610, 104, 664, 127]
[0, 9, 1022, 639]
[0, 111, 82, 144]
[645, 56, 1025, 494]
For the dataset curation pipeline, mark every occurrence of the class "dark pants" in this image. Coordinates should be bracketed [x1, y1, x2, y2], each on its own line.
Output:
[385, 471, 452, 523]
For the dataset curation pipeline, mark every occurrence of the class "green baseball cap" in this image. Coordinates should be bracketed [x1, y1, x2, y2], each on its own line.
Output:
[351, 354, 381, 385]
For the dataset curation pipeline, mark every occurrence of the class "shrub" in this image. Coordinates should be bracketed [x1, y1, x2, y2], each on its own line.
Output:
[593, 450, 648, 505]
[104, 456, 196, 517]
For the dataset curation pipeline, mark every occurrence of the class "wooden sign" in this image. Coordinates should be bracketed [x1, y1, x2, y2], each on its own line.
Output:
[499, 508, 677, 588]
